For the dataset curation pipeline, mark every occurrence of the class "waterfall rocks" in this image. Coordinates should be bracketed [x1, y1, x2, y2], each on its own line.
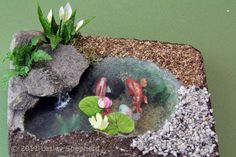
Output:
[8, 31, 89, 130]
[8, 77, 39, 130]
[23, 44, 89, 97]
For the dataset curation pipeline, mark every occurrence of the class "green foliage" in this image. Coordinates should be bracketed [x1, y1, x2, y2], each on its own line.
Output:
[37, 4, 95, 50]
[48, 35, 62, 50]
[104, 112, 135, 136]
[37, 5, 51, 35]
[56, 114, 81, 134]
[31, 35, 47, 46]
[79, 96, 102, 117]
[5, 45, 52, 77]
[31, 50, 52, 62]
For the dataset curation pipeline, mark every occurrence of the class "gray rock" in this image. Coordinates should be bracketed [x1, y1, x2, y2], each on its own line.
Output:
[23, 44, 89, 97]
[24, 67, 65, 97]
[9, 30, 43, 51]
[8, 31, 42, 130]
[8, 77, 39, 130]
[44, 44, 89, 90]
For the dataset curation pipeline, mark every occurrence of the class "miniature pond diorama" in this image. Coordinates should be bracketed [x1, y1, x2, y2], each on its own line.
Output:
[6, 2, 219, 157]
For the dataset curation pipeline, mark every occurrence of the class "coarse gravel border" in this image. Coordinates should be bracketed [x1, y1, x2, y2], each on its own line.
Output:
[131, 86, 218, 157]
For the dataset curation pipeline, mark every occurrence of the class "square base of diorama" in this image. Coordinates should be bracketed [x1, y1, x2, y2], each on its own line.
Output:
[8, 34, 219, 157]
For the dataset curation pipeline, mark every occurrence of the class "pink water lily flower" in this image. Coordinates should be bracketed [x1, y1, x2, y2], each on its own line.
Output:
[98, 97, 112, 109]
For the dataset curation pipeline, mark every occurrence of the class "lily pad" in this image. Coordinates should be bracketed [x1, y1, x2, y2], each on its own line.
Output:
[105, 112, 135, 135]
[79, 96, 102, 116]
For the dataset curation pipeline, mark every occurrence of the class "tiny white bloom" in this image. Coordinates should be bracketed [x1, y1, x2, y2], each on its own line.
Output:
[75, 20, 84, 31]
[63, 2, 72, 21]
[47, 9, 53, 23]
[89, 113, 109, 130]
[59, 6, 64, 20]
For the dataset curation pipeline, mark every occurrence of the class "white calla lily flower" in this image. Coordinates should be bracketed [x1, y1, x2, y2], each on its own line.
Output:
[59, 2, 72, 22]
[75, 20, 84, 32]
[89, 113, 109, 130]
[59, 6, 64, 20]
[47, 9, 53, 23]
[63, 2, 72, 21]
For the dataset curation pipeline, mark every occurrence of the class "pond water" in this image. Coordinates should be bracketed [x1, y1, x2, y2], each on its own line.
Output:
[24, 57, 180, 138]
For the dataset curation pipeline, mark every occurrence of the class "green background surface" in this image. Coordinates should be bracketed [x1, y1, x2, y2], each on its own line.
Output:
[0, 0, 235, 156]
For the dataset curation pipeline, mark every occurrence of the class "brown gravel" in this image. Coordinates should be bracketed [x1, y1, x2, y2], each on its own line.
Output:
[76, 35, 206, 86]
